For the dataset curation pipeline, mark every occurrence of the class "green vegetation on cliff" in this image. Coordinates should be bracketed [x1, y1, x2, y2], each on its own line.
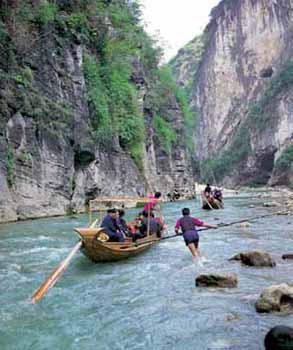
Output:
[150, 66, 195, 153]
[201, 124, 251, 183]
[153, 115, 176, 154]
[248, 60, 293, 130]
[0, 0, 194, 176]
[169, 35, 206, 98]
[6, 145, 15, 188]
[275, 145, 293, 171]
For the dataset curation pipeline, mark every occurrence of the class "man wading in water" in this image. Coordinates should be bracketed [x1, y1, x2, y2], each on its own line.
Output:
[175, 208, 217, 261]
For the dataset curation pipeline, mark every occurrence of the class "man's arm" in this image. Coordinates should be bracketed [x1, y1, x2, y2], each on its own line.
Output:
[175, 219, 181, 234]
[202, 223, 217, 229]
[192, 218, 217, 229]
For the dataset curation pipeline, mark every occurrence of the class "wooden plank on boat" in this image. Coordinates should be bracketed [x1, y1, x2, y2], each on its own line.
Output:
[75, 227, 104, 239]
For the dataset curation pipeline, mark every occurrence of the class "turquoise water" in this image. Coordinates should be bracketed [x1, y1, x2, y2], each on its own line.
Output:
[0, 195, 293, 350]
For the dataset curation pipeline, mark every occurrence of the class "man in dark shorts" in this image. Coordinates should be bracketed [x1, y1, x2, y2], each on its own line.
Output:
[175, 208, 217, 259]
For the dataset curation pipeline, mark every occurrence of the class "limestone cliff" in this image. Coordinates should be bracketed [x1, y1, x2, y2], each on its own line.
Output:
[0, 1, 194, 223]
[171, 0, 293, 188]
[169, 35, 206, 97]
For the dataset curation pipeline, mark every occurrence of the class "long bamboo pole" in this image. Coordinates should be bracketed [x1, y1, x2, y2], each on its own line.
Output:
[161, 211, 286, 241]
[31, 241, 82, 303]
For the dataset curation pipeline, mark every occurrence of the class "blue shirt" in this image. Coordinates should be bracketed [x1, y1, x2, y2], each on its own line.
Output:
[101, 215, 118, 236]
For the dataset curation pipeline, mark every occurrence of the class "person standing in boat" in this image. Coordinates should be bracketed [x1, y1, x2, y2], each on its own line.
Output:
[204, 184, 212, 198]
[101, 209, 125, 242]
[175, 208, 217, 260]
[143, 192, 161, 214]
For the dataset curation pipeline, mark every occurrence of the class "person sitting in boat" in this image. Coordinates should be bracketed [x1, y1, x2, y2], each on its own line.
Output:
[100, 209, 125, 242]
[154, 215, 164, 238]
[143, 192, 161, 213]
[175, 208, 217, 260]
[213, 188, 223, 202]
[132, 211, 160, 241]
[117, 209, 132, 237]
[173, 189, 180, 201]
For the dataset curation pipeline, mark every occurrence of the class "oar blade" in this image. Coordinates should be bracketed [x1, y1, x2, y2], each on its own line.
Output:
[31, 241, 82, 303]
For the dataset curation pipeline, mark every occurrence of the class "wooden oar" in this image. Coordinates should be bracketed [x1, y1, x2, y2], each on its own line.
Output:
[31, 240, 82, 303]
[31, 219, 98, 303]
[161, 210, 286, 241]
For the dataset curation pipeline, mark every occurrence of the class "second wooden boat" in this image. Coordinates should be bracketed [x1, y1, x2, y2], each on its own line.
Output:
[201, 192, 224, 210]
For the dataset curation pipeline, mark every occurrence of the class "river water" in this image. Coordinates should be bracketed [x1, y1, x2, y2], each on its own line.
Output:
[0, 194, 292, 350]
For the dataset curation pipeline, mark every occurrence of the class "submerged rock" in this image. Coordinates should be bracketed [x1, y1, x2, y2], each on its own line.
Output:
[255, 283, 293, 313]
[264, 325, 293, 350]
[195, 273, 238, 288]
[263, 201, 280, 207]
[229, 250, 276, 267]
[226, 313, 241, 321]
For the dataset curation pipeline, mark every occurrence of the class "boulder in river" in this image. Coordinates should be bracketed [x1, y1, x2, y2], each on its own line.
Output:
[255, 283, 293, 313]
[195, 273, 238, 288]
[263, 201, 280, 207]
[264, 325, 293, 350]
[229, 250, 276, 267]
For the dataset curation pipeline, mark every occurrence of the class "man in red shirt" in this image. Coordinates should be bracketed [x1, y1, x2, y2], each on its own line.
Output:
[143, 192, 161, 213]
[175, 208, 217, 259]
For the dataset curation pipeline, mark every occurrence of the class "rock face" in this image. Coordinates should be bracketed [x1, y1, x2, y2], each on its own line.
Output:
[171, 0, 293, 188]
[264, 325, 293, 350]
[195, 273, 238, 288]
[0, 2, 195, 223]
[169, 35, 206, 97]
[255, 283, 293, 313]
[230, 251, 276, 267]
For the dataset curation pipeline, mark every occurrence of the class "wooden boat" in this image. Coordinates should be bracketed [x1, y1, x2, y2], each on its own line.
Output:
[201, 192, 224, 210]
[31, 197, 164, 302]
[74, 197, 164, 263]
[75, 227, 160, 263]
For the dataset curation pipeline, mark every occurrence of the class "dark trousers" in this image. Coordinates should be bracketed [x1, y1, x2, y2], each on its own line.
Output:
[108, 231, 125, 243]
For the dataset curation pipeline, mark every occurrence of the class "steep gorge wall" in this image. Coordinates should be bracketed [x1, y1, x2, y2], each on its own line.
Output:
[0, 1, 194, 223]
[172, 0, 293, 187]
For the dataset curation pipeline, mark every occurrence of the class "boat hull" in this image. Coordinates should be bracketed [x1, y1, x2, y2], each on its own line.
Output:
[75, 228, 160, 262]
[202, 198, 224, 210]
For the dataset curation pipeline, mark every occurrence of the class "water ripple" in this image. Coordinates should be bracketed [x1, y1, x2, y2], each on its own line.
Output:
[0, 197, 293, 349]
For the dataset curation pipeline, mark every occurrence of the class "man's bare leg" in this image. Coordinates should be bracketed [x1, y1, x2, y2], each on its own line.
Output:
[188, 243, 199, 258]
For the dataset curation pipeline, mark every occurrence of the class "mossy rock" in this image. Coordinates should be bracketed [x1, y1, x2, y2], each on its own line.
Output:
[195, 273, 238, 288]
